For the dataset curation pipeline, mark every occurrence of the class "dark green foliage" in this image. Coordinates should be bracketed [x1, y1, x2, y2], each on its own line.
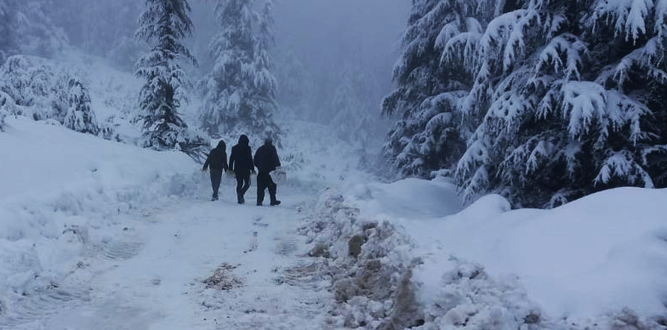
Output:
[135, 0, 207, 152]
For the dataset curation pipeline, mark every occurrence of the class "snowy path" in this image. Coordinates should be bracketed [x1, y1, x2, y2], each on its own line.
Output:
[0, 117, 365, 330]
[5, 188, 332, 330]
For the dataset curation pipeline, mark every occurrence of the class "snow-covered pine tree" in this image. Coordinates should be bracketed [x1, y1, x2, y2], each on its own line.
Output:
[455, 0, 667, 207]
[49, 0, 144, 69]
[18, 1, 68, 57]
[0, 90, 8, 131]
[331, 61, 390, 151]
[253, 0, 280, 139]
[62, 78, 99, 135]
[199, 0, 280, 140]
[381, 0, 479, 178]
[0, 55, 103, 135]
[274, 49, 315, 119]
[0, 0, 20, 64]
[135, 0, 205, 150]
[331, 69, 365, 143]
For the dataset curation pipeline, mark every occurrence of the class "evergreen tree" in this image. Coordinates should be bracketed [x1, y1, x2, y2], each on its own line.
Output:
[62, 78, 99, 135]
[135, 0, 203, 150]
[0, 55, 103, 135]
[1, 1, 69, 61]
[381, 0, 481, 178]
[199, 0, 279, 139]
[331, 61, 390, 151]
[331, 69, 365, 143]
[450, 0, 667, 207]
[0, 90, 8, 131]
[387, 0, 667, 207]
[19, 1, 69, 57]
[0, 0, 20, 64]
[274, 49, 315, 119]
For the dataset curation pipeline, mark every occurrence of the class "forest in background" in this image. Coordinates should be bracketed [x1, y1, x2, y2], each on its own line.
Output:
[2, 0, 667, 209]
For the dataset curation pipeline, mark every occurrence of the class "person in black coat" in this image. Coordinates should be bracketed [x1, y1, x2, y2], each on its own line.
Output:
[229, 134, 254, 204]
[202, 140, 229, 201]
[254, 137, 281, 206]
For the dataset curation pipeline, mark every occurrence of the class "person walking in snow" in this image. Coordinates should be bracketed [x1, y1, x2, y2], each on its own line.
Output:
[229, 134, 254, 204]
[254, 137, 281, 206]
[202, 140, 229, 201]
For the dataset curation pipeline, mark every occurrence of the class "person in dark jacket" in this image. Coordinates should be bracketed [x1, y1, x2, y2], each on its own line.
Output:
[229, 134, 254, 204]
[202, 140, 229, 201]
[254, 137, 281, 206]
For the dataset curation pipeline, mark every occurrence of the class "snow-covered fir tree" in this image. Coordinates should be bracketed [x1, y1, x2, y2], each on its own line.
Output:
[0, 55, 103, 135]
[331, 69, 366, 143]
[135, 0, 205, 150]
[18, 1, 68, 57]
[0, 0, 20, 64]
[387, 0, 667, 207]
[381, 0, 480, 178]
[199, 0, 280, 139]
[274, 49, 315, 119]
[49, 0, 144, 69]
[61, 78, 99, 135]
[0, 90, 8, 131]
[331, 61, 390, 152]
[449, 0, 667, 207]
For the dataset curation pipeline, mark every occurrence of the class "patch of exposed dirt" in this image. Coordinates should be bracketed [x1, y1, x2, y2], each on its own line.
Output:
[203, 263, 244, 290]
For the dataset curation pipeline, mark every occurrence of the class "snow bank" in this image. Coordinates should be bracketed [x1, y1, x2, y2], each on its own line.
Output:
[297, 189, 422, 329]
[0, 116, 195, 203]
[0, 116, 200, 322]
[347, 178, 667, 326]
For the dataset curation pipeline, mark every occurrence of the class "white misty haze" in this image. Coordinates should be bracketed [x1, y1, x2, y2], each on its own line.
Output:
[269, 0, 409, 150]
[274, 0, 408, 66]
[11, 0, 410, 159]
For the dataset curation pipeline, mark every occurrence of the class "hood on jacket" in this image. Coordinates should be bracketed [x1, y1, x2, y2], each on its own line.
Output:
[238, 134, 249, 146]
[216, 140, 226, 150]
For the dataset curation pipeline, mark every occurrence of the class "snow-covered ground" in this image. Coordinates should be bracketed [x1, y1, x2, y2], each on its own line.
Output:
[347, 181, 667, 328]
[0, 115, 349, 329]
[2, 54, 667, 329]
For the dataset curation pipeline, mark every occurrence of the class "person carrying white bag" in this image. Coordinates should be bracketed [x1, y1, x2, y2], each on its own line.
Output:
[253, 137, 281, 206]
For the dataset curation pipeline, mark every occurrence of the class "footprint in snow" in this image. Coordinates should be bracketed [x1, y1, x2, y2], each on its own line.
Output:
[243, 231, 259, 254]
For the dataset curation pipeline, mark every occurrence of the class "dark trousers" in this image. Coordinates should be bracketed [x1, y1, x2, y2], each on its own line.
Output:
[257, 171, 277, 204]
[235, 172, 251, 197]
[210, 169, 223, 199]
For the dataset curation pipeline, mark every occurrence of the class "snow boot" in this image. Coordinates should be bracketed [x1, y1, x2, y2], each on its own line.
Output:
[270, 200, 281, 206]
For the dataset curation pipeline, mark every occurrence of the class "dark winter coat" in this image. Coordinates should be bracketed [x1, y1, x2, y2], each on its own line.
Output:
[254, 141, 281, 173]
[203, 140, 229, 171]
[229, 135, 254, 175]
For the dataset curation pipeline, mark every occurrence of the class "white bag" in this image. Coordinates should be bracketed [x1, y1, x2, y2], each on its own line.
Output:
[270, 166, 287, 183]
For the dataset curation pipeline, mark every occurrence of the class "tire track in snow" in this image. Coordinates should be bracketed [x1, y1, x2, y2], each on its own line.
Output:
[184, 200, 333, 330]
[0, 270, 93, 328]
[0, 223, 145, 328]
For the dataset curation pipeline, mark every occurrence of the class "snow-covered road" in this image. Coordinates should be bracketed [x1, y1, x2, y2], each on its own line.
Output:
[4, 182, 333, 330]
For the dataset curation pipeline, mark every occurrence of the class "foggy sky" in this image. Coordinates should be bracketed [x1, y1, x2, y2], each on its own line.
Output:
[273, 0, 409, 83]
